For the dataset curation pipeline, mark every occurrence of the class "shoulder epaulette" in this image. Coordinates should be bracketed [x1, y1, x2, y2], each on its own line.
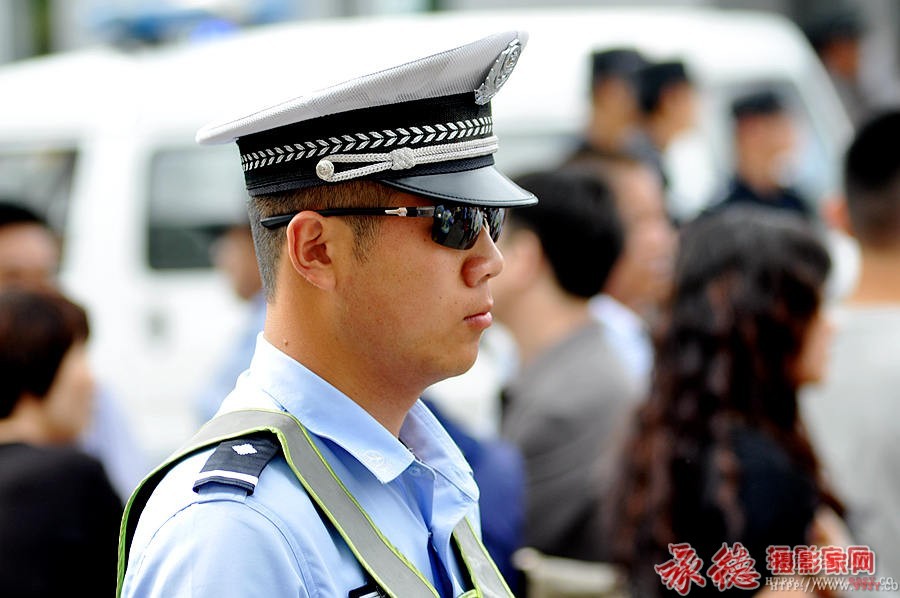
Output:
[192, 433, 280, 495]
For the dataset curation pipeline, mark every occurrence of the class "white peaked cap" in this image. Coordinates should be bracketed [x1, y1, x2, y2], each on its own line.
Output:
[195, 30, 537, 207]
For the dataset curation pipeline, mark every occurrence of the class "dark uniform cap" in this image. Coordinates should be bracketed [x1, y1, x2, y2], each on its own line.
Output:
[196, 31, 537, 208]
[804, 7, 866, 52]
[636, 59, 692, 113]
[590, 48, 647, 85]
[731, 89, 786, 120]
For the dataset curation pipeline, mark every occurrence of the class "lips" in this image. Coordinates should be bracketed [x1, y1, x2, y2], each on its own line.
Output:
[464, 302, 494, 329]
[466, 300, 493, 319]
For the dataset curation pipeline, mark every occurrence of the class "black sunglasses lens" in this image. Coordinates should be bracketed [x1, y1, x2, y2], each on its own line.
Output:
[431, 206, 504, 249]
[484, 208, 504, 242]
[432, 205, 483, 250]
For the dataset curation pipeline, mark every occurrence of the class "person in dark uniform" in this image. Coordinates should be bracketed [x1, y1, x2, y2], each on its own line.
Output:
[627, 59, 698, 191]
[705, 89, 814, 220]
[803, 6, 885, 126]
[567, 47, 648, 162]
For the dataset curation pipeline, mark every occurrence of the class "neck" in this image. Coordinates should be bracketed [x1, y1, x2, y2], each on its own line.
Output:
[737, 161, 779, 195]
[0, 397, 50, 445]
[264, 301, 418, 437]
[588, 113, 629, 152]
[645, 114, 675, 150]
[499, 284, 594, 367]
[848, 246, 900, 304]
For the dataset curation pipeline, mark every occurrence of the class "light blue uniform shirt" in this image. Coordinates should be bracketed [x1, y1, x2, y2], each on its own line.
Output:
[122, 335, 481, 597]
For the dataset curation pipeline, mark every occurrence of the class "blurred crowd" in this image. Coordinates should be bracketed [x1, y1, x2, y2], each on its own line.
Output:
[0, 4, 899, 597]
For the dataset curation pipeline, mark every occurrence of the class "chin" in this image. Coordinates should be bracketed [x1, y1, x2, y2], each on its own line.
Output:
[438, 349, 480, 381]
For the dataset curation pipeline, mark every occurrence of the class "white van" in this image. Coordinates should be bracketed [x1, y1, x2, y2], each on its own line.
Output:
[0, 7, 853, 460]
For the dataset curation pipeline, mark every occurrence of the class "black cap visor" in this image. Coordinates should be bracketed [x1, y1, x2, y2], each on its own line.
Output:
[380, 164, 537, 207]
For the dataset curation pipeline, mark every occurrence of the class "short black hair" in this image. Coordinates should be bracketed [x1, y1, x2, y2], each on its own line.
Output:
[0, 287, 90, 418]
[590, 47, 647, 87]
[844, 110, 900, 247]
[731, 89, 786, 121]
[637, 60, 692, 114]
[510, 170, 624, 298]
[0, 201, 46, 230]
[804, 6, 866, 54]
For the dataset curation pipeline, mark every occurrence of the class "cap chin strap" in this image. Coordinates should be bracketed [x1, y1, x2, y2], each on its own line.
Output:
[315, 135, 499, 183]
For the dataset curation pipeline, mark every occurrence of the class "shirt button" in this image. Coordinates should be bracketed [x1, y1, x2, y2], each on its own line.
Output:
[409, 465, 423, 477]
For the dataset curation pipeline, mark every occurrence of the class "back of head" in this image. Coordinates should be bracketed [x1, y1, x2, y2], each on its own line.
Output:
[590, 47, 646, 89]
[843, 110, 900, 248]
[636, 60, 691, 115]
[610, 207, 835, 581]
[0, 288, 89, 418]
[803, 5, 866, 55]
[666, 206, 830, 426]
[0, 201, 46, 230]
[510, 170, 623, 298]
[730, 89, 786, 122]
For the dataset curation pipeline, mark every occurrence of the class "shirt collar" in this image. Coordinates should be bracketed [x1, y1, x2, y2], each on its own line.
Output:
[401, 401, 477, 498]
[245, 335, 473, 492]
[591, 293, 646, 335]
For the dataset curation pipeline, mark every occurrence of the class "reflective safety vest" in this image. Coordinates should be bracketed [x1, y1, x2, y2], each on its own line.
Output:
[116, 408, 514, 598]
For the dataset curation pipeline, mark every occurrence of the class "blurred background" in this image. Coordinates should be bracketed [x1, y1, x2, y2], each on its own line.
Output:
[1, 0, 898, 72]
[0, 0, 896, 465]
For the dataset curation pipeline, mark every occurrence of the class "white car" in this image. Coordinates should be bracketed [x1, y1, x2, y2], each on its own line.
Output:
[0, 6, 852, 459]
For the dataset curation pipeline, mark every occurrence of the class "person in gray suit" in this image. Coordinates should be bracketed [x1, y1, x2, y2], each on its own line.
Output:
[494, 169, 641, 562]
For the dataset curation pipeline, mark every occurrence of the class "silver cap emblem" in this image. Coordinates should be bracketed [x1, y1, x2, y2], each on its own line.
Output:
[475, 39, 522, 106]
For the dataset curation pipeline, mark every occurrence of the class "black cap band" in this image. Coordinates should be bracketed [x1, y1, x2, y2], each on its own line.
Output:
[237, 93, 494, 197]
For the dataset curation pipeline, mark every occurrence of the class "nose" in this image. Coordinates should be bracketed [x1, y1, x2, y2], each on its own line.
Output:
[462, 226, 504, 287]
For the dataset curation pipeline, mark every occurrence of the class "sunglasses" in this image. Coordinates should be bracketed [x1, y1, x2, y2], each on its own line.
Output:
[259, 204, 505, 251]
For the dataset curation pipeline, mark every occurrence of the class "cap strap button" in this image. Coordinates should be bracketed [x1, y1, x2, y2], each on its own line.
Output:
[315, 159, 336, 181]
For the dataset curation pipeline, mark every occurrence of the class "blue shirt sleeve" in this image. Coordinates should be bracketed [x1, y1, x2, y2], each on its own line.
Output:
[122, 494, 309, 597]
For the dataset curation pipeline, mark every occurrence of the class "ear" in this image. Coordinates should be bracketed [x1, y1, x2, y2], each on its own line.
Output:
[284, 212, 336, 290]
[821, 194, 854, 236]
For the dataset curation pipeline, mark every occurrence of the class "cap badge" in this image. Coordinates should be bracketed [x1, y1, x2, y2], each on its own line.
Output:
[475, 39, 522, 106]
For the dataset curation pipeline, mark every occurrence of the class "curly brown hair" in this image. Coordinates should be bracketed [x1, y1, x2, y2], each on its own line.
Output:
[607, 207, 843, 587]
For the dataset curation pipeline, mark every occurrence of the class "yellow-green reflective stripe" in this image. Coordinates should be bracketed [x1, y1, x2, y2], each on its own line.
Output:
[199, 410, 439, 597]
[266, 414, 437, 597]
[453, 518, 516, 597]
[117, 409, 509, 598]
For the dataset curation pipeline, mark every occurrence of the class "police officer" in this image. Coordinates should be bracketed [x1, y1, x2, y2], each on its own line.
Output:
[705, 89, 814, 221]
[118, 30, 535, 598]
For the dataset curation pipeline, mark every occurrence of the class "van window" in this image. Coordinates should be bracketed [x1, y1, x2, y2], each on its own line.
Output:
[0, 145, 77, 235]
[147, 145, 248, 270]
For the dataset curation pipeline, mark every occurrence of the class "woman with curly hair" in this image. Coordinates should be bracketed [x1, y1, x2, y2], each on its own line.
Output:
[607, 206, 845, 596]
